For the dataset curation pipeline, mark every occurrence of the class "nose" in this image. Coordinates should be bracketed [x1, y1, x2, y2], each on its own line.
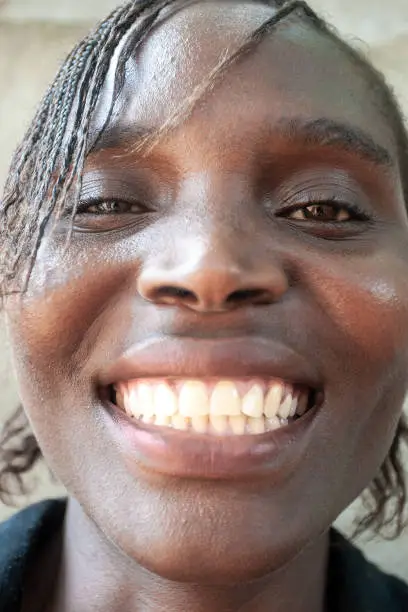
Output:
[137, 244, 289, 313]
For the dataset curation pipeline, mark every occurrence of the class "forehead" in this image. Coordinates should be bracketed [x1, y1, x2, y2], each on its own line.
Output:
[90, 1, 397, 160]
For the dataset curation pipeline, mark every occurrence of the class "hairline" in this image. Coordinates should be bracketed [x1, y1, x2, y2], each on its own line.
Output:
[86, 0, 405, 190]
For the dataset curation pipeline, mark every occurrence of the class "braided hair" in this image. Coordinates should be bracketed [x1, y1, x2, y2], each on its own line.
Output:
[1, 0, 407, 536]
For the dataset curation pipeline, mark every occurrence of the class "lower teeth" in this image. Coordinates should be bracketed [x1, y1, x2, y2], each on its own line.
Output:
[127, 412, 294, 435]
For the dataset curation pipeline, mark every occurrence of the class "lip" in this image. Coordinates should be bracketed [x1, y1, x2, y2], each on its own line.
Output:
[103, 401, 318, 480]
[98, 336, 322, 481]
[98, 336, 322, 389]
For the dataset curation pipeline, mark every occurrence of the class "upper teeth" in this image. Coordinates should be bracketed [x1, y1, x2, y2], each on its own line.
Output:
[115, 379, 309, 434]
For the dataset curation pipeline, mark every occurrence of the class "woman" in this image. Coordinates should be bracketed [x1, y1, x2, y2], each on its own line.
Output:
[1, 0, 408, 609]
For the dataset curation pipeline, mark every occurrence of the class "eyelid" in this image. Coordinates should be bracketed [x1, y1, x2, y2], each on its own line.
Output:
[271, 170, 372, 210]
[75, 196, 148, 214]
[276, 197, 371, 222]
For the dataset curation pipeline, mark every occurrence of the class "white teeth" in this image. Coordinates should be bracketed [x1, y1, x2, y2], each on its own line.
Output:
[118, 379, 312, 435]
[266, 416, 280, 430]
[172, 414, 189, 430]
[137, 383, 155, 418]
[242, 384, 264, 418]
[229, 415, 247, 435]
[209, 414, 228, 434]
[278, 393, 292, 420]
[191, 415, 209, 434]
[142, 414, 155, 424]
[248, 417, 265, 435]
[155, 414, 171, 427]
[127, 386, 142, 418]
[264, 384, 283, 418]
[179, 381, 209, 417]
[154, 383, 178, 417]
[210, 381, 241, 416]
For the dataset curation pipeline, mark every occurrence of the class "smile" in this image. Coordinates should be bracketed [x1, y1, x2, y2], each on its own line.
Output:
[112, 378, 314, 436]
[98, 337, 323, 479]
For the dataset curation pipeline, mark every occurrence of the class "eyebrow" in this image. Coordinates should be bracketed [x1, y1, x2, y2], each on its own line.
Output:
[274, 117, 393, 166]
[90, 125, 155, 154]
[91, 116, 393, 168]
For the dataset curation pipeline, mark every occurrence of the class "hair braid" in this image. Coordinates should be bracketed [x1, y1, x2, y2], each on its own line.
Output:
[0, 0, 174, 291]
[55, 0, 176, 236]
[8, 54, 88, 267]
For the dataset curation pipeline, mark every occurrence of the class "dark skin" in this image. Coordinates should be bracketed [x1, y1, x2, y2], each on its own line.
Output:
[5, 2, 408, 611]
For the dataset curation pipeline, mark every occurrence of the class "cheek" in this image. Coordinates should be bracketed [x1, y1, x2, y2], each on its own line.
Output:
[308, 252, 408, 371]
[296, 252, 408, 502]
[7, 219, 176, 380]
[6, 260, 133, 400]
[5, 265, 138, 466]
[302, 248, 408, 468]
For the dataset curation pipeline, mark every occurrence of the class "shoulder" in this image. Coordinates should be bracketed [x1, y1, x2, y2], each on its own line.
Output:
[0, 499, 66, 612]
[328, 530, 408, 612]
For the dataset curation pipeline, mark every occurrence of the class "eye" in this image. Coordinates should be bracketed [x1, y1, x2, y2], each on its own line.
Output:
[288, 203, 351, 222]
[73, 198, 149, 232]
[77, 200, 143, 215]
[283, 200, 369, 223]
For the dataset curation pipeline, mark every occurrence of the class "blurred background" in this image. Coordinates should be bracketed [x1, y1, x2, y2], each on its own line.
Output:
[1, 0, 408, 580]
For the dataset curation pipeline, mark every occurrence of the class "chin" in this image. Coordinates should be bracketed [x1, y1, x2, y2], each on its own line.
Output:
[88, 484, 325, 585]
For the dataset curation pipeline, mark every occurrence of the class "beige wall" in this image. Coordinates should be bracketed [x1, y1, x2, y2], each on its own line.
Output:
[1, 0, 408, 581]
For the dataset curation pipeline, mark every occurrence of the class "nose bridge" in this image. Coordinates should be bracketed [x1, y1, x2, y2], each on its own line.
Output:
[174, 169, 259, 263]
[157, 169, 262, 269]
[137, 207, 289, 312]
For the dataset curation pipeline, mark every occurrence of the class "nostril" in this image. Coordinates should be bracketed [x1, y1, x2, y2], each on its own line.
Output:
[155, 286, 198, 303]
[226, 288, 271, 306]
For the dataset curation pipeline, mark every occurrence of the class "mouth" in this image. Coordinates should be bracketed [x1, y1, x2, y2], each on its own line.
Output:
[108, 378, 316, 436]
[98, 337, 323, 479]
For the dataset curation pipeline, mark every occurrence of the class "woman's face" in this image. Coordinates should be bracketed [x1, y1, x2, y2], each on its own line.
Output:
[5, 1, 408, 582]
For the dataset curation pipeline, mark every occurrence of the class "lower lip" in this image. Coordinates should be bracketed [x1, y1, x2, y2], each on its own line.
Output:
[103, 402, 317, 481]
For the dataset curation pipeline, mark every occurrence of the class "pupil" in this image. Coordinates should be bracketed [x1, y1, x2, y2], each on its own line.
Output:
[307, 205, 333, 219]
[103, 201, 118, 212]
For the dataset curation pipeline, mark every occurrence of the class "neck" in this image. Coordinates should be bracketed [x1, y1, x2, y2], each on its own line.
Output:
[50, 498, 329, 612]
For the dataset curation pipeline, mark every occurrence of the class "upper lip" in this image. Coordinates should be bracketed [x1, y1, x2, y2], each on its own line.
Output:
[98, 336, 322, 390]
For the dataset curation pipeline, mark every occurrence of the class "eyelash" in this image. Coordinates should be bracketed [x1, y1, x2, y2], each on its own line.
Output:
[75, 199, 146, 215]
[278, 197, 370, 223]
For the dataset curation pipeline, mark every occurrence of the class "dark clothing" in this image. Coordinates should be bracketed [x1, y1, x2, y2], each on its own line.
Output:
[0, 499, 407, 611]
[0, 500, 65, 612]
